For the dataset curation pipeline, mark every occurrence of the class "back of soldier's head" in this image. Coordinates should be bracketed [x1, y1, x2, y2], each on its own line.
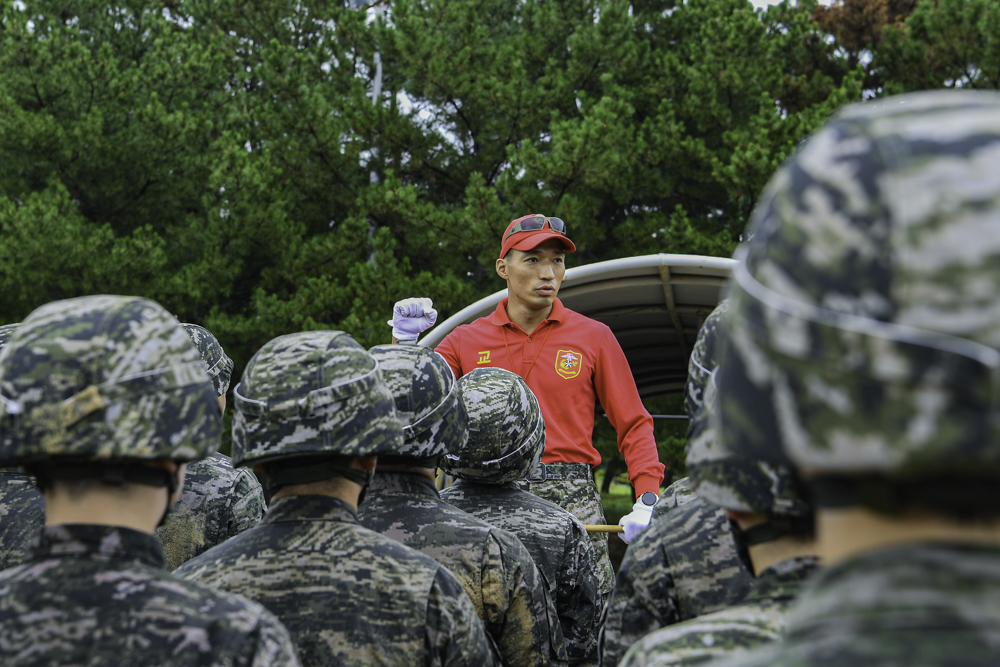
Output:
[181, 323, 234, 398]
[0, 296, 219, 495]
[443, 367, 545, 485]
[367, 345, 467, 468]
[232, 330, 403, 493]
[727, 90, 1000, 521]
[687, 302, 814, 547]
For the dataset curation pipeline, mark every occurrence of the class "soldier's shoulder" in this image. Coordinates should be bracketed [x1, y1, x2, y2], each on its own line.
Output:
[652, 477, 696, 519]
[0, 557, 292, 664]
[180, 515, 450, 588]
[657, 495, 731, 545]
[625, 495, 717, 564]
[364, 490, 503, 548]
[621, 602, 786, 667]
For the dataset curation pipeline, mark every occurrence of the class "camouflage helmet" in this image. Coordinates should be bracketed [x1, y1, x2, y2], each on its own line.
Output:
[443, 367, 545, 484]
[368, 345, 467, 460]
[181, 324, 234, 397]
[729, 91, 1000, 511]
[0, 295, 220, 466]
[0, 323, 18, 348]
[685, 300, 729, 421]
[686, 303, 812, 530]
[232, 330, 403, 467]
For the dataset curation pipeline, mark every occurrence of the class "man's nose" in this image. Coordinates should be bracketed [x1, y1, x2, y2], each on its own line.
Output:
[539, 263, 556, 279]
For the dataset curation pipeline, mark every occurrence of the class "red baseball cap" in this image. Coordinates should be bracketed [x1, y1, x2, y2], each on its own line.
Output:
[499, 214, 577, 258]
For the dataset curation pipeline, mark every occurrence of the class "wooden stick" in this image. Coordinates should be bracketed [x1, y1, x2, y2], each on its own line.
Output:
[584, 524, 624, 533]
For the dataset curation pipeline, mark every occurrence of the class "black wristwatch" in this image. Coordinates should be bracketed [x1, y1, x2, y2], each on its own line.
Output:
[639, 491, 658, 507]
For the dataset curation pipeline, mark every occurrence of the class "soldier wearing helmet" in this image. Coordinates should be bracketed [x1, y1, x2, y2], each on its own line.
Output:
[0, 296, 299, 667]
[701, 90, 1000, 667]
[618, 302, 818, 667]
[154, 323, 265, 571]
[358, 346, 567, 667]
[439, 367, 603, 666]
[175, 331, 501, 667]
[599, 303, 754, 666]
[0, 322, 268, 573]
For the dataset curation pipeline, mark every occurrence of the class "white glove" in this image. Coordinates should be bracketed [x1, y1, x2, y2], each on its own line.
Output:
[387, 297, 438, 342]
[618, 494, 657, 543]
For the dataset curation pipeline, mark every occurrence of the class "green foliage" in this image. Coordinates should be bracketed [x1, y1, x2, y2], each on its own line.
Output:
[1, 0, 989, 473]
[874, 0, 1000, 92]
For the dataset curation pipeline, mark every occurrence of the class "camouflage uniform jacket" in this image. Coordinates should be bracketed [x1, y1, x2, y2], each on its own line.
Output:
[0, 523, 299, 667]
[0, 467, 44, 570]
[156, 452, 266, 571]
[359, 472, 568, 667]
[651, 477, 697, 520]
[599, 493, 753, 667]
[618, 556, 819, 667]
[708, 543, 1000, 667]
[176, 494, 503, 667]
[441, 479, 603, 666]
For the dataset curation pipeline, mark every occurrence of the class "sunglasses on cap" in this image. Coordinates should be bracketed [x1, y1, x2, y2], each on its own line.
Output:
[503, 215, 567, 243]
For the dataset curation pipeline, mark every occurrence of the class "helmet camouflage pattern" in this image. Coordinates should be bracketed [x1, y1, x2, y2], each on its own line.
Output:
[0, 323, 18, 348]
[685, 300, 729, 420]
[368, 345, 467, 459]
[0, 295, 220, 465]
[443, 367, 545, 484]
[686, 303, 811, 519]
[730, 90, 1000, 479]
[181, 323, 234, 397]
[232, 330, 403, 467]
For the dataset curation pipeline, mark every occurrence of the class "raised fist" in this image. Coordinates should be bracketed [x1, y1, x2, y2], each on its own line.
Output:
[387, 297, 438, 342]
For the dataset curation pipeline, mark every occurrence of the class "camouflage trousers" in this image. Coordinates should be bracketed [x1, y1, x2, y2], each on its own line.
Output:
[523, 462, 615, 604]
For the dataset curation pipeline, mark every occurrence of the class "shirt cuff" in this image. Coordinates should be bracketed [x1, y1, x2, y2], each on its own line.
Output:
[632, 474, 663, 497]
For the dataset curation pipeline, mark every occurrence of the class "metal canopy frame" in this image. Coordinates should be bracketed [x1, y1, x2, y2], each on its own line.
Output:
[420, 254, 735, 399]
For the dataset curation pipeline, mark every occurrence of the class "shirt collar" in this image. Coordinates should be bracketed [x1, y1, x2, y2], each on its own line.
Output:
[367, 471, 441, 498]
[31, 524, 166, 569]
[263, 494, 360, 524]
[491, 297, 567, 327]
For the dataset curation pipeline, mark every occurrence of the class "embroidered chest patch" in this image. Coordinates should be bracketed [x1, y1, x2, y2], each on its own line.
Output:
[555, 349, 583, 379]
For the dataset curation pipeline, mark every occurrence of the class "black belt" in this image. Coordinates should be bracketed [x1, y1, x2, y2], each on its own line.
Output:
[526, 461, 594, 482]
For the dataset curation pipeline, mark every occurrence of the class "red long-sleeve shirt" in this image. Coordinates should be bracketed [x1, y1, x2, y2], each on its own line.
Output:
[435, 298, 664, 496]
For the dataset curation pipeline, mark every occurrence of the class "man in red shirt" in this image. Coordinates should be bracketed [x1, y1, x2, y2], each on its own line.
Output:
[390, 214, 665, 599]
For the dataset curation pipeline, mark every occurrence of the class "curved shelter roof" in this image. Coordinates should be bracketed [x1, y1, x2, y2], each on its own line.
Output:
[420, 254, 735, 399]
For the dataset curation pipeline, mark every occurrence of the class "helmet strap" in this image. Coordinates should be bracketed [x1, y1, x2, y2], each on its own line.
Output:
[376, 455, 440, 470]
[263, 455, 374, 492]
[738, 515, 815, 547]
[810, 476, 1000, 520]
[33, 462, 177, 493]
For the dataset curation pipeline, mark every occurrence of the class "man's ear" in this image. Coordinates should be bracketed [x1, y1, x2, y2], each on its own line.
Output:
[496, 256, 509, 280]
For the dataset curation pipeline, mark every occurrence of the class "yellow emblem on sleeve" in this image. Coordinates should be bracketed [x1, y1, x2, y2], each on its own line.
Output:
[477, 351, 491, 365]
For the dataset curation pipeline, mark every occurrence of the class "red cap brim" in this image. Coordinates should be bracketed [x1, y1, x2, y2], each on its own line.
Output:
[501, 230, 576, 258]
